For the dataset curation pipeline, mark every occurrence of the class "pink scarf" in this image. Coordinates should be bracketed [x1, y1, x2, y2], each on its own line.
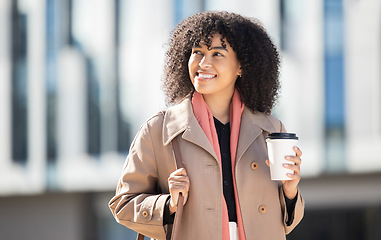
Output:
[192, 89, 246, 240]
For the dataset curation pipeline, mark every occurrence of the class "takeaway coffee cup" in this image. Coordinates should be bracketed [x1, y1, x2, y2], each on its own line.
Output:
[266, 133, 299, 180]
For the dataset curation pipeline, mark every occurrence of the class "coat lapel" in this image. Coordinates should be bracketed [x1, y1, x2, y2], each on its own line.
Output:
[236, 108, 278, 163]
[162, 98, 218, 160]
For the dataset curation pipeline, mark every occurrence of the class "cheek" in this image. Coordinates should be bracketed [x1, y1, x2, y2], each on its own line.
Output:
[187, 64, 194, 83]
[188, 58, 197, 76]
[187, 59, 192, 72]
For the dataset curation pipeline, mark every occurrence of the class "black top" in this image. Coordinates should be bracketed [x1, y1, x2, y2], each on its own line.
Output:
[214, 117, 238, 222]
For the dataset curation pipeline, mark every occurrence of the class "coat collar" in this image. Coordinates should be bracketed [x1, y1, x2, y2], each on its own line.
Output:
[163, 97, 218, 159]
[162, 96, 278, 161]
[236, 108, 278, 161]
[162, 97, 193, 146]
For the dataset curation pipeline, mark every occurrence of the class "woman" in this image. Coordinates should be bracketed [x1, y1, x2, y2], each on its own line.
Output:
[109, 11, 304, 240]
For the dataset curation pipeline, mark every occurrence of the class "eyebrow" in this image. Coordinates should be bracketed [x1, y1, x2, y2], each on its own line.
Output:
[193, 45, 229, 52]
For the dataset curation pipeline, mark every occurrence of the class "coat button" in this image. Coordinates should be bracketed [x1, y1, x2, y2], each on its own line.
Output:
[258, 205, 267, 214]
[142, 211, 149, 218]
[251, 161, 259, 170]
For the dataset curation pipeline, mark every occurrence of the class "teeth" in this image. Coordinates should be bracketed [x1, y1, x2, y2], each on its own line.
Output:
[198, 73, 215, 79]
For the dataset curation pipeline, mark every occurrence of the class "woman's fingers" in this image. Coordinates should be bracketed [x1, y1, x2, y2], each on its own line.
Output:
[283, 163, 300, 175]
[168, 168, 189, 187]
[285, 149, 301, 164]
[168, 168, 190, 213]
[294, 146, 303, 158]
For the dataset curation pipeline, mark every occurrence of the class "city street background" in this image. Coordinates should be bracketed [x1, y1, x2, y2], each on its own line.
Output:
[0, 0, 380, 239]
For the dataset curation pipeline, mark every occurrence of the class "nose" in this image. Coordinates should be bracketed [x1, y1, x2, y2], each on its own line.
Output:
[199, 55, 212, 68]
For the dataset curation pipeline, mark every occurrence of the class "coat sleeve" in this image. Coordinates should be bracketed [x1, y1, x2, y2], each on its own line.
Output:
[108, 119, 169, 240]
[279, 185, 305, 234]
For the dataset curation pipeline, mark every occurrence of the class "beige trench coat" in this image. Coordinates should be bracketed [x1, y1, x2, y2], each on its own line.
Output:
[109, 97, 304, 240]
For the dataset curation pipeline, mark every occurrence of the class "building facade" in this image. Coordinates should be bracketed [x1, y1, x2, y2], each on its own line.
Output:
[0, 0, 380, 239]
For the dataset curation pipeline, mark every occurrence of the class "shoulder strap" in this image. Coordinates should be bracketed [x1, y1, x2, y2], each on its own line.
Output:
[136, 233, 144, 240]
[137, 115, 184, 240]
[172, 137, 184, 169]
[160, 109, 184, 169]
[170, 137, 184, 240]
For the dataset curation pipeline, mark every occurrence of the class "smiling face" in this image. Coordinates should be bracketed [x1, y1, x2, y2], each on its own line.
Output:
[188, 34, 241, 100]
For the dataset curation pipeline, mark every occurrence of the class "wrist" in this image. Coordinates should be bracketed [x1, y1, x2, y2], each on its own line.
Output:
[284, 188, 298, 200]
[169, 199, 177, 214]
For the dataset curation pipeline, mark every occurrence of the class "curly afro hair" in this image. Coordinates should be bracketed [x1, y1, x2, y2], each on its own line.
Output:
[162, 11, 280, 114]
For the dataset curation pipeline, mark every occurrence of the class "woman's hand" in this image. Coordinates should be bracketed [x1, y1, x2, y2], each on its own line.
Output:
[266, 146, 302, 199]
[168, 168, 190, 214]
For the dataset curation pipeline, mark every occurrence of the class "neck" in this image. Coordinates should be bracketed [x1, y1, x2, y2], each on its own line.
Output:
[203, 93, 232, 124]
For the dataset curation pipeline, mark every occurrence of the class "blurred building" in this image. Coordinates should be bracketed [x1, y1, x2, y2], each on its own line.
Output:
[0, 0, 380, 239]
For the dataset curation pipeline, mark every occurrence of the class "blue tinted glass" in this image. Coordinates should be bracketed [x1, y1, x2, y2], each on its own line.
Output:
[324, 0, 345, 129]
[11, 1, 28, 164]
[174, 0, 184, 25]
[324, 0, 346, 172]
[46, 0, 57, 161]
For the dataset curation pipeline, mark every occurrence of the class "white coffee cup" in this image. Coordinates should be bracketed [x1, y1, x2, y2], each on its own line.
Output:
[266, 133, 298, 180]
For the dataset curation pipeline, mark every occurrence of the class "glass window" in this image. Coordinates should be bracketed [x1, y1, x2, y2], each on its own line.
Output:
[45, 0, 130, 160]
[279, 0, 296, 51]
[71, 0, 103, 156]
[324, 0, 346, 172]
[115, 0, 130, 154]
[84, 58, 101, 155]
[46, 0, 57, 162]
[45, 0, 79, 162]
[71, 0, 130, 155]
[174, 0, 205, 25]
[11, 0, 28, 164]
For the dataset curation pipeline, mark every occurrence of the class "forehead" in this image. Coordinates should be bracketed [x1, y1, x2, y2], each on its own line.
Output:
[194, 33, 231, 49]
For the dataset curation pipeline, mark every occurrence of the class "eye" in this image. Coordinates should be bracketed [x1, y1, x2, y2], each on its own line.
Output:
[192, 49, 203, 55]
[213, 52, 223, 57]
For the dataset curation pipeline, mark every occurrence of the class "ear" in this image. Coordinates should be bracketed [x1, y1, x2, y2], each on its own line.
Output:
[237, 66, 242, 77]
